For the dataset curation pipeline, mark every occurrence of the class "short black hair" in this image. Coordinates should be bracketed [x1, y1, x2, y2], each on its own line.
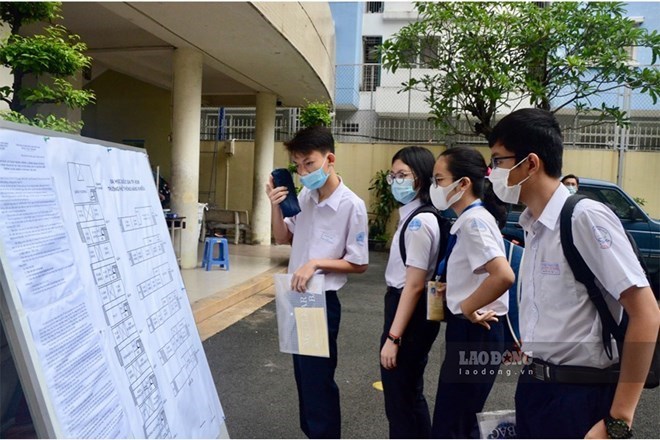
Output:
[561, 174, 579, 185]
[440, 146, 507, 229]
[489, 108, 563, 178]
[392, 146, 435, 205]
[284, 126, 335, 155]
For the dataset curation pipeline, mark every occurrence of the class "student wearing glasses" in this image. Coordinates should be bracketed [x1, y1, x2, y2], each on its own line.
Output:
[488, 108, 658, 439]
[429, 146, 515, 438]
[380, 146, 443, 438]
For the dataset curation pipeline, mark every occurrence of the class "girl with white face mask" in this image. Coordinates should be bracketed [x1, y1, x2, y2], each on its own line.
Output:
[429, 147, 515, 439]
[380, 146, 443, 438]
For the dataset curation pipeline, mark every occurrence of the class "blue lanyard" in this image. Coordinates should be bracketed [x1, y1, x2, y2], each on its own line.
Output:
[436, 201, 484, 280]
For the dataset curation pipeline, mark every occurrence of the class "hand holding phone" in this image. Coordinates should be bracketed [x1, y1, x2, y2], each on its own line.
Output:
[271, 168, 301, 218]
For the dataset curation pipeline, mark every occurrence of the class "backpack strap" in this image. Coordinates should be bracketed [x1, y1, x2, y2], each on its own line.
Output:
[399, 204, 447, 268]
[560, 194, 625, 359]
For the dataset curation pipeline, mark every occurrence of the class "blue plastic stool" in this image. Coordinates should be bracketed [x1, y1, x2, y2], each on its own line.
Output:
[202, 237, 230, 271]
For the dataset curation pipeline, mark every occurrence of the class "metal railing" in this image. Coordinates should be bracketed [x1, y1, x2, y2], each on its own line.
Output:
[199, 64, 660, 151]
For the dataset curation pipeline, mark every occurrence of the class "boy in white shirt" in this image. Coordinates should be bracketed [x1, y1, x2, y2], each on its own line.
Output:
[266, 126, 369, 438]
[488, 108, 659, 439]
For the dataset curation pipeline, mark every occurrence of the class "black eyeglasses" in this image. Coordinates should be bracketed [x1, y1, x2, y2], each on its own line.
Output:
[490, 156, 517, 169]
[386, 172, 414, 185]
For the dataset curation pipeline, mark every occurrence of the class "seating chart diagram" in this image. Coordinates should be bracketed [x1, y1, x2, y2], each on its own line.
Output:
[0, 125, 224, 439]
[68, 162, 171, 439]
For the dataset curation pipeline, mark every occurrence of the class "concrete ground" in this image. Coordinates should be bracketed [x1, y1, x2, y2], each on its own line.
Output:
[203, 250, 660, 439]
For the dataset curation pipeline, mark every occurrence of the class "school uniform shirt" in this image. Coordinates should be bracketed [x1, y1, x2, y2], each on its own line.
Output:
[284, 178, 369, 292]
[518, 184, 649, 368]
[385, 199, 442, 288]
[445, 201, 509, 316]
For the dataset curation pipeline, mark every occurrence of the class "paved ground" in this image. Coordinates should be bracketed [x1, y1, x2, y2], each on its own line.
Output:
[204, 251, 659, 439]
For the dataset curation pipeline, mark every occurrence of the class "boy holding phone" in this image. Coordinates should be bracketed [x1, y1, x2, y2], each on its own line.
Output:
[265, 125, 369, 438]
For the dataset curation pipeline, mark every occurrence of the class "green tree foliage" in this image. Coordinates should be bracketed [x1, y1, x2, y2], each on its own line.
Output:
[381, 2, 660, 139]
[368, 169, 397, 242]
[0, 2, 94, 133]
[299, 100, 333, 128]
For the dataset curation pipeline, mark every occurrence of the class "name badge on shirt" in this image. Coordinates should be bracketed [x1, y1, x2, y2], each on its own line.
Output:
[541, 262, 560, 275]
[320, 231, 336, 244]
[427, 281, 446, 321]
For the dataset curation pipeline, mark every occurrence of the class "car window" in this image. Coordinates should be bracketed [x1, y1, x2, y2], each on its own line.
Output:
[581, 187, 638, 220]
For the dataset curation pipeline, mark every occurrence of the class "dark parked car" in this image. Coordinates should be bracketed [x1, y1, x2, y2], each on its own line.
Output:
[439, 178, 659, 289]
[501, 178, 659, 287]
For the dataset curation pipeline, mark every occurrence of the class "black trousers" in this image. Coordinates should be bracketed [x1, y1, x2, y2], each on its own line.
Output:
[515, 370, 616, 438]
[292, 290, 341, 439]
[431, 309, 505, 439]
[380, 286, 441, 439]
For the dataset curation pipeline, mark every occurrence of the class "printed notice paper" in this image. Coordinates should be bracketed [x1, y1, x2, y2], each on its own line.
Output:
[274, 274, 329, 358]
[0, 127, 224, 438]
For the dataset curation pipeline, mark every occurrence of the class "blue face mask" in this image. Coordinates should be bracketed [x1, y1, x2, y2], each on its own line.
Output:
[391, 179, 417, 204]
[299, 158, 329, 190]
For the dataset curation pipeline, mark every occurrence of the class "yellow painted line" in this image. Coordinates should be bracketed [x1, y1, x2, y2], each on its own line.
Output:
[372, 381, 383, 391]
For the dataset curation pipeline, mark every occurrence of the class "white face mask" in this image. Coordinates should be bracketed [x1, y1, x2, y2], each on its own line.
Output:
[430, 178, 464, 211]
[566, 185, 577, 195]
[488, 157, 531, 204]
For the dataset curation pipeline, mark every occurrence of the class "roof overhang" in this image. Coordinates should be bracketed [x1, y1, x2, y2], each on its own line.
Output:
[55, 2, 335, 107]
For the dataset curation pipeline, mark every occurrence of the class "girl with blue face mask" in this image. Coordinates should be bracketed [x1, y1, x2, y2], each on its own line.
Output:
[380, 146, 443, 438]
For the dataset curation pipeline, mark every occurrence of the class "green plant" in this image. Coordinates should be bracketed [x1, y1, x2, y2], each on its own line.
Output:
[284, 162, 302, 194]
[633, 196, 647, 206]
[299, 100, 333, 128]
[368, 169, 397, 241]
[0, 2, 95, 132]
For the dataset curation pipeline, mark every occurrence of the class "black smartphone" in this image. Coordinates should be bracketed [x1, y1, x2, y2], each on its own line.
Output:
[271, 168, 301, 218]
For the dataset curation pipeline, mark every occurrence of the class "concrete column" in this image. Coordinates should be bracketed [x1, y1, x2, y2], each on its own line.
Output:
[251, 92, 277, 245]
[170, 47, 203, 268]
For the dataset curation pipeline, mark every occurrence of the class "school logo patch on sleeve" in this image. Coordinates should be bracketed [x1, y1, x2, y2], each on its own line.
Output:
[470, 218, 488, 232]
[356, 231, 366, 246]
[408, 218, 422, 231]
[592, 226, 612, 249]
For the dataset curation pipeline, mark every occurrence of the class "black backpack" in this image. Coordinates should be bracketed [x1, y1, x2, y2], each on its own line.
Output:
[398, 204, 451, 271]
[560, 194, 659, 389]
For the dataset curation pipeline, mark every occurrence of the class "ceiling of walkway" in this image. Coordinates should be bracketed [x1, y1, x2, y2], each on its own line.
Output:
[56, 2, 334, 107]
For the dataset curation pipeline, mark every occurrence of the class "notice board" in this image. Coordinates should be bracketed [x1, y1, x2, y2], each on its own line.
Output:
[0, 121, 226, 438]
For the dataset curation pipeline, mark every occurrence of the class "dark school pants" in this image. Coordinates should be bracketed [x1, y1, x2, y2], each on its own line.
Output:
[292, 290, 341, 439]
[431, 310, 505, 439]
[515, 370, 616, 438]
[380, 286, 441, 439]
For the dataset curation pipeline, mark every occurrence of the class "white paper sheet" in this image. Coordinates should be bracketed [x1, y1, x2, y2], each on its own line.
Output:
[0, 128, 224, 438]
[274, 274, 329, 358]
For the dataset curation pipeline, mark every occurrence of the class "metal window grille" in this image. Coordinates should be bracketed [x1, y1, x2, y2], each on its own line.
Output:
[366, 2, 384, 13]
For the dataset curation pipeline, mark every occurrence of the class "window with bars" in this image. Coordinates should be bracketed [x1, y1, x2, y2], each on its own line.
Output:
[340, 122, 360, 133]
[362, 36, 382, 91]
[366, 2, 384, 13]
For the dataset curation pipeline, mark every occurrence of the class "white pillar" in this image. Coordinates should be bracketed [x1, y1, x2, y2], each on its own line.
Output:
[251, 92, 277, 245]
[171, 47, 203, 268]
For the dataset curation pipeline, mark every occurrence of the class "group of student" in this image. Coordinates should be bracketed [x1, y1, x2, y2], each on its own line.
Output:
[265, 108, 660, 439]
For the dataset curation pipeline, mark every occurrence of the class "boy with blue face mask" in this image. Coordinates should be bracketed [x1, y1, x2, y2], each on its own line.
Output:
[561, 173, 580, 195]
[265, 125, 369, 439]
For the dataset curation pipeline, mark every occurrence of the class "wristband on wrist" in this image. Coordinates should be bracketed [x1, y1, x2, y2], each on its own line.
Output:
[387, 332, 402, 346]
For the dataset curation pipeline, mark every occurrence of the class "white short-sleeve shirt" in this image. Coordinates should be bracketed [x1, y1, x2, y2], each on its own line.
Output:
[284, 179, 369, 291]
[445, 202, 509, 315]
[518, 184, 649, 368]
[385, 199, 442, 288]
